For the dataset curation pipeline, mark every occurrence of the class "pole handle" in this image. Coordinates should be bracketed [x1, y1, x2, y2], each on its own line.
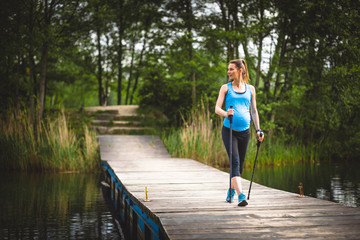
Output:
[229, 105, 233, 123]
[257, 131, 263, 147]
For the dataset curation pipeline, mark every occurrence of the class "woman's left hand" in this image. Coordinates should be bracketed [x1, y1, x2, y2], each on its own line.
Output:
[257, 131, 264, 142]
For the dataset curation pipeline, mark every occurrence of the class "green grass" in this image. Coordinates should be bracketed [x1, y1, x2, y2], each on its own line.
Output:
[161, 101, 320, 169]
[0, 109, 99, 172]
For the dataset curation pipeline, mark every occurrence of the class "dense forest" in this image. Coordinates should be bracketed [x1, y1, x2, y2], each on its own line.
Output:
[1, 0, 359, 160]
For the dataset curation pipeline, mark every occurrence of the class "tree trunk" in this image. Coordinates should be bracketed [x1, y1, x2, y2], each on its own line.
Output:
[38, 0, 50, 123]
[218, 0, 230, 64]
[117, 42, 123, 105]
[230, 1, 239, 59]
[117, 0, 125, 105]
[239, 5, 253, 70]
[191, 73, 196, 105]
[27, 0, 36, 132]
[29, 54, 35, 130]
[262, 17, 286, 136]
[95, 5, 103, 106]
[264, 30, 283, 103]
[104, 35, 111, 106]
[96, 29, 103, 106]
[15, 56, 21, 115]
[256, 34, 263, 88]
[130, 32, 148, 104]
[269, 48, 285, 136]
[239, 11, 252, 69]
[38, 43, 48, 123]
[273, 35, 287, 98]
[125, 35, 136, 105]
[184, 0, 196, 105]
[255, 0, 265, 88]
[268, 110, 276, 137]
[269, 26, 287, 137]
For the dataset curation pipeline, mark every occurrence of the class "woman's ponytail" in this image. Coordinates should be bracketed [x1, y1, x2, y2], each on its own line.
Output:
[241, 59, 249, 83]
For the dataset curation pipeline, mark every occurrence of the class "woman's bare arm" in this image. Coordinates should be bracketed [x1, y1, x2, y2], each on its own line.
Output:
[250, 85, 264, 141]
[215, 84, 231, 117]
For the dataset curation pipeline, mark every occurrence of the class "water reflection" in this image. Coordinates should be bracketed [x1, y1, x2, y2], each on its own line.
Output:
[241, 160, 360, 207]
[0, 172, 122, 239]
[318, 175, 360, 207]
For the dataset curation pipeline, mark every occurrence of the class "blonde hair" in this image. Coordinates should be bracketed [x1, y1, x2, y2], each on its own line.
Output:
[229, 59, 249, 83]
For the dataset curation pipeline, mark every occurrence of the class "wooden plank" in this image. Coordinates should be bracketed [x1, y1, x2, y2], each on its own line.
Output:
[99, 135, 360, 239]
[163, 224, 360, 240]
[86, 105, 139, 116]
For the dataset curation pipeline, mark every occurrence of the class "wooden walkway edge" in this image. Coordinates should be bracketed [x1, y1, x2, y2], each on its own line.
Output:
[99, 135, 360, 240]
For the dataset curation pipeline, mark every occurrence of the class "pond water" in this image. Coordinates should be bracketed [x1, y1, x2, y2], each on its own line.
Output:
[0, 172, 123, 240]
[1, 161, 358, 240]
[241, 160, 360, 207]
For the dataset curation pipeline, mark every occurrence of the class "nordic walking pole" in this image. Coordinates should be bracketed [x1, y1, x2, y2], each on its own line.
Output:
[228, 106, 233, 203]
[247, 131, 263, 200]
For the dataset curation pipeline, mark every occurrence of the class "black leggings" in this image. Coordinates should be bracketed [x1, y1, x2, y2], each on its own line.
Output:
[222, 126, 250, 177]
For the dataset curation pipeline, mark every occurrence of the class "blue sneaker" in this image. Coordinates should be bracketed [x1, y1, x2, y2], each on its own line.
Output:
[226, 188, 235, 202]
[238, 193, 248, 206]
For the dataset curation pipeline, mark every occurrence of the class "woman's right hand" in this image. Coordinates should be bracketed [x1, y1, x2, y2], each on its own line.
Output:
[227, 108, 234, 117]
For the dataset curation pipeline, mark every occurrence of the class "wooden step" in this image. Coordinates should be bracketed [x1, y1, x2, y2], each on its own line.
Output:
[91, 119, 142, 127]
[86, 105, 155, 135]
[90, 126, 154, 135]
[90, 113, 143, 121]
[85, 105, 139, 116]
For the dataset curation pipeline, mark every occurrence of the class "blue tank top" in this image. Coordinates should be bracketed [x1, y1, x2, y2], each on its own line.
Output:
[223, 82, 252, 131]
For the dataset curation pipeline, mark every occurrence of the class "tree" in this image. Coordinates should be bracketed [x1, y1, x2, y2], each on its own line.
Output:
[1, 0, 359, 159]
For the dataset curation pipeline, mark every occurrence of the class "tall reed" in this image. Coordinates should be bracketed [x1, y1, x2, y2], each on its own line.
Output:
[0, 109, 99, 172]
[161, 101, 319, 169]
[162, 100, 228, 168]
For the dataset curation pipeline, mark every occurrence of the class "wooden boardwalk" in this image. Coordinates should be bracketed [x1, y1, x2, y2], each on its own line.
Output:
[99, 135, 360, 239]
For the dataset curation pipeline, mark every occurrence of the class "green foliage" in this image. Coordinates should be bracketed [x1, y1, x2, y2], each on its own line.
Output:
[161, 100, 318, 169]
[1, 0, 359, 160]
[139, 39, 227, 125]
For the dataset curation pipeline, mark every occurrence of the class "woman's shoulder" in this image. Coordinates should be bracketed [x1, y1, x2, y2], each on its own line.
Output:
[248, 84, 256, 98]
[248, 84, 255, 92]
[220, 83, 229, 92]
